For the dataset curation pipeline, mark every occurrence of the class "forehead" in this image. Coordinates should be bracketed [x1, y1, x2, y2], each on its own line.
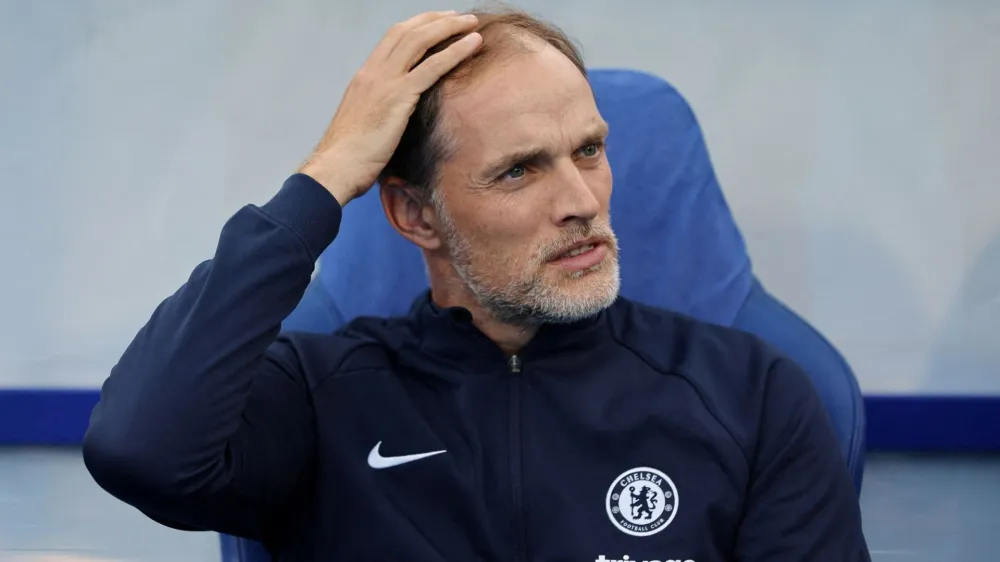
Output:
[439, 43, 601, 159]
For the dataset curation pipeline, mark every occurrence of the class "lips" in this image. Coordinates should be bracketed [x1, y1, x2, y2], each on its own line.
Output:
[551, 237, 605, 261]
[559, 243, 597, 259]
[547, 240, 608, 272]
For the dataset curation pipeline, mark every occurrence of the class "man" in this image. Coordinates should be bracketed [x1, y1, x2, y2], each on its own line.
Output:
[84, 8, 870, 562]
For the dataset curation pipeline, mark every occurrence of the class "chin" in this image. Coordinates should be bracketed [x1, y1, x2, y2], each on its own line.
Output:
[556, 256, 619, 288]
[540, 263, 621, 322]
[467, 258, 621, 325]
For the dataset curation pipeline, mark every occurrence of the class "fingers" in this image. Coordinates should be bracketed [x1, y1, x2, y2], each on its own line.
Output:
[369, 11, 458, 62]
[386, 13, 480, 73]
[406, 31, 482, 92]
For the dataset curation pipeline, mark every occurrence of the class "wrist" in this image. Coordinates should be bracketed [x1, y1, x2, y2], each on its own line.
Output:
[261, 174, 344, 261]
[298, 157, 358, 208]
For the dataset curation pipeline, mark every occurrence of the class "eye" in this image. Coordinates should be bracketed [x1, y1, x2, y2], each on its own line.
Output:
[502, 164, 527, 180]
[578, 142, 604, 158]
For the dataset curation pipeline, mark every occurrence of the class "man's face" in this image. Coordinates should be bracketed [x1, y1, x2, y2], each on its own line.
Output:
[431, 40, 620, 325]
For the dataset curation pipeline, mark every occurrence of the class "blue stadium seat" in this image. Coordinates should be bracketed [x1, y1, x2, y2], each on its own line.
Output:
[220, 68, 865, 561]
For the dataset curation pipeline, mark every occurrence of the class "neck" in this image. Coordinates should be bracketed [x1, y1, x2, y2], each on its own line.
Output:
[426, 260, 539, 355]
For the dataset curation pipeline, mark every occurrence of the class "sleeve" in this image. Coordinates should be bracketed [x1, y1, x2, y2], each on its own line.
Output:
[82, 174, 341, 540]
[734, 357, 871, 561]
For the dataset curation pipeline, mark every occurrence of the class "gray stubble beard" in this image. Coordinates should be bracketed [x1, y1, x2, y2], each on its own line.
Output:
[433, 195, 621, 326]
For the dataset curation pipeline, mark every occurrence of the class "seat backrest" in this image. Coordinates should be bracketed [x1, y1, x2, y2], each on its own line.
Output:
[221, 68, 863, 562]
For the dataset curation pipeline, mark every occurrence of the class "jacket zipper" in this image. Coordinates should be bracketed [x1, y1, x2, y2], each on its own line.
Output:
[507, 354, 526, 562]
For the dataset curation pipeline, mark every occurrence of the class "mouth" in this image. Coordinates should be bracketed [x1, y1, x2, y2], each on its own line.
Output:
[558, 242, 598, 259]
[548, 237, 609, 271]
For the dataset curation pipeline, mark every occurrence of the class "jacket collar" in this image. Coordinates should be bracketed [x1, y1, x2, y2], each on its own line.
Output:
[405, 291, 610, 375]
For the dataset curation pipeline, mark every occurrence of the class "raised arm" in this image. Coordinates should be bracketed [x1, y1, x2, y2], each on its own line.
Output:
[82, 11, 484, 540]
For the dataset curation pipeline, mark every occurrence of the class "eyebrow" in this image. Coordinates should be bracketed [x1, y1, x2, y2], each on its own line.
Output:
[476, 120, 610, 182]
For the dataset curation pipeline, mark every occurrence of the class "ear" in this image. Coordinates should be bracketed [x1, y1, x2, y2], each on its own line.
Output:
[379, 177, 444, 251]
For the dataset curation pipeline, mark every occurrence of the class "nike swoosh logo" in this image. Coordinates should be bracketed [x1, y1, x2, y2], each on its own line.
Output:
[367, 441, 446, 469]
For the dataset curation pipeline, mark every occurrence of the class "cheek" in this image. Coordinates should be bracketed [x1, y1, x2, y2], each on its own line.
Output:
[466, 197, 543, 241]
[460, 211, 548, 266]
[588, 159, 614, 208]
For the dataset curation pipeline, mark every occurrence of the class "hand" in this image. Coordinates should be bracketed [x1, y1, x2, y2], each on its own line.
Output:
[298, 11, 482, 206]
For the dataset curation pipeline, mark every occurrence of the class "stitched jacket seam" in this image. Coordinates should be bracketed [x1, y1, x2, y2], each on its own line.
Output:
[607, 326, 753, 468]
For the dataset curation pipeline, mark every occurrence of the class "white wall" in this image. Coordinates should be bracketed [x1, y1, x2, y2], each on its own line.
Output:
[2, 0, 998, 393]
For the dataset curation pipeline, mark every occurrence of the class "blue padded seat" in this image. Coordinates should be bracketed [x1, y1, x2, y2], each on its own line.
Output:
[220, 68, 865, 562]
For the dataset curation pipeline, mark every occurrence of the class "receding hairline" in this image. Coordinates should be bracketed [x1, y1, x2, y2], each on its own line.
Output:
[451, 24, 570, 80]
[379, 6, 588, 195]
[432, 24, 591, 165]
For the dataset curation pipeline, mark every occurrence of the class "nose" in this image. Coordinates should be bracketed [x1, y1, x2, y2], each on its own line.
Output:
[550, 160, 602, 226]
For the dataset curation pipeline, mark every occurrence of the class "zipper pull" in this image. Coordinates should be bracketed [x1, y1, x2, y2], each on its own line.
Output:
[507, 354, 522, 373]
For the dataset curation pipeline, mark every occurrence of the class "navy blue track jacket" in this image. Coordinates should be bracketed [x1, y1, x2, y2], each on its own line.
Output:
[83, 174, 869, 561]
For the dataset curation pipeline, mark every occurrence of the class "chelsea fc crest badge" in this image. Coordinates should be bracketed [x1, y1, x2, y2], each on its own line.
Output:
[606, 467, 678, 537]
